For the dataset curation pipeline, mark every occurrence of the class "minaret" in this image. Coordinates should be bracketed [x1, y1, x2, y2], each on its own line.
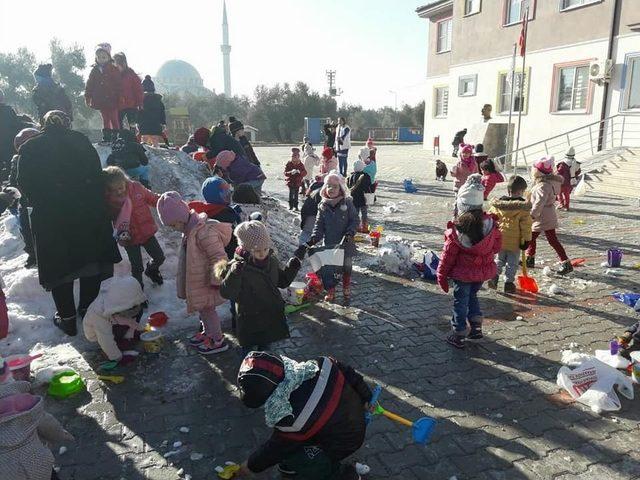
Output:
[221, 0, 231, 96]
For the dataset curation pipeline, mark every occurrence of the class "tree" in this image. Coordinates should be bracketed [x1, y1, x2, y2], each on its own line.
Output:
[0, 48, 37, 117]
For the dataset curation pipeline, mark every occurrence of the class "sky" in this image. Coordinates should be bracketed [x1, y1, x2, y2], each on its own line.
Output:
[0, 0, 428, 109]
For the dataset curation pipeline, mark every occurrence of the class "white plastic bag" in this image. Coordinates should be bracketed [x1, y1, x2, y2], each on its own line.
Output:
[594, 350, 631, 369]
[573, 176, 587, 197]
[364, 192, 375, 205]
[308, 246, 345, 272]
[557, 358, 634, 413]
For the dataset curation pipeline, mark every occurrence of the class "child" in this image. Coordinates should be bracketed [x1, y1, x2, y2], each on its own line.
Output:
[302, 143, 320, 192]
[229, 117, 260, 166]
[215, 150, 267, 196]
[216, 221, 302, 353]
[85, 43, 122, 143]
[299, 176, 324, 246]
[113, 52, 143, 131]
[488, 175, 532, 293]
[556, 147, 581, 211]
[234, 351, 372, 479]
[480, 159, 504, 200]
[103, 166, 165, 288]
[83, 276, 147, 364]
[473, 143, 488, 171]
[307, 173, 358, 304]
[320, 146, 338, 176]
[0, 356, 74, 480]
[436, 174, 502, 348]
[450, 144, 478, 194]
[180, 135, 198, 154]
[284, 147, 307, 211]
[525, 157, 573, 275]
[157, 191, 232, 354]
[347, 160, 373, 233]
[106, 129, 150, 188]
[362, 140, 378, 185]
[138, 76, 166, 148]
[435, 159, 448, 181]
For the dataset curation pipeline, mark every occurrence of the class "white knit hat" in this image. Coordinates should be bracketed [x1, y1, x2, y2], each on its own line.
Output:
[234, 220, 272, 252]
[353, 160, 365, 173]
[456, 174, 485, 214]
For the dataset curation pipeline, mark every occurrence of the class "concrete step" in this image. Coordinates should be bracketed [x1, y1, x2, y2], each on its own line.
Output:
[590, 183, 638, 198]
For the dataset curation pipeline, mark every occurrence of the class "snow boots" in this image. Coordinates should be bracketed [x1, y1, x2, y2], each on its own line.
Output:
[54, 313, 77, 337]
[557, 260, 574, 276]
[144, 261, 164, 285]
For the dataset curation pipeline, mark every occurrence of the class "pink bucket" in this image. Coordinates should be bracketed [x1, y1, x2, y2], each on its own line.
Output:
[5, 355, 34, 381]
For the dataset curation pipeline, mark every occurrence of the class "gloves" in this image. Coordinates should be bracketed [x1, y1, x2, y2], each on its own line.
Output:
[520, 241, 530, 251]
[437, 275, 449, 293]
[294, 244, 308, 261]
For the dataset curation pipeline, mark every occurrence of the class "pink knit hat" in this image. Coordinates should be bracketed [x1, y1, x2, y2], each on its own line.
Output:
[321, 171, 349, 198]
[215, 150, 236, 169]
[460, 144, 474, 156]
[534, 156, 555, 174]
[157, 191, 190, 226]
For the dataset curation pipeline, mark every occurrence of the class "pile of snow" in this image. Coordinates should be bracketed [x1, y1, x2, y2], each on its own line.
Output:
[358, 235, 418, 275]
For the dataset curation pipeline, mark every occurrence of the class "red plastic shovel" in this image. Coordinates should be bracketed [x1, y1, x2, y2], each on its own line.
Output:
[518, 251, 539, 293]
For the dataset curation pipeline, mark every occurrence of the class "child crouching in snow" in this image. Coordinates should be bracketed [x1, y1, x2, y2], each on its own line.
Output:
[83, 276, 146, 365]
[216, 221, 302, 355]
[157, 191, 232, 354]
[103, 166, 165, 289]
[0, 356, 74, 480]
[437, 174, 502, 349]
[233, 351, 372, 480]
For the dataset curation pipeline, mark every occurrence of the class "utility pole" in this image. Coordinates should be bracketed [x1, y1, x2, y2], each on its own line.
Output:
[326, 70, 341, 97]
[389, 90, 399, 127]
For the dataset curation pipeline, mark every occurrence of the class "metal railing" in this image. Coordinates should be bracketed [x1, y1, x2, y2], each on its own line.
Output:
[494, 114, 640, 174]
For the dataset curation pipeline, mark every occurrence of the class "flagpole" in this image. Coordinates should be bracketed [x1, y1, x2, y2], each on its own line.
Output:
[514, 7, 529, 173]
[506, 43, 517, 171]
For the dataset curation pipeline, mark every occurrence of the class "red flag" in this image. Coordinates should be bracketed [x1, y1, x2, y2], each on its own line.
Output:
[518, 8, 529, 56]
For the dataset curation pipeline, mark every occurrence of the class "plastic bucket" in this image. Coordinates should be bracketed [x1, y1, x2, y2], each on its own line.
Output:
[148, 311, 168, 328]
[5, 355, 32, 381]
[141, 330, 164, 353]
[607, 248, 623, 268]
[48, 371, 85, 399]
[287, 282, 306, 305]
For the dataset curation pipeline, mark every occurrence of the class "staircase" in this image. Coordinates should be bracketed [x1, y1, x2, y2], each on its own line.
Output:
[583, 147, 640, 198]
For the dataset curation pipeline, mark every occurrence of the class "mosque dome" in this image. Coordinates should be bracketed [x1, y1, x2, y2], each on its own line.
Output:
[155, 60, 210, 95]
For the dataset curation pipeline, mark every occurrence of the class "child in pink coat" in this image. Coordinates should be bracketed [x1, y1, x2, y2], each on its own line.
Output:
[103, 167, 165, 289]
[437, 174, 502, 348]
[320, 146, 338, 176]
[480, 159, 504, 200]
[525, 157, 573, 275]
[450, 144, 479, 193]
[157, 191, 233, 354]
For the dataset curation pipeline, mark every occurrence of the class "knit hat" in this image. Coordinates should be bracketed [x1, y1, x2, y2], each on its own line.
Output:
[201, 176, 231, 205]
[34, 64, 53, 78]
[215, 150, 236, 169]
[358, 146, 370, 162]
[534, 156, 555, 174]
[366, 138, 375, 148]
[322, 146, 333, 160]
[229, 119, 244, 135]
[354, 160, 365, 173]
[234, 220, 272, 252]
[321, 171, 349, 199]
[456, 174, 485, 214]
[42, 110, 71, 130]
[474, 143, 484, 153]
[291, 147, 300, 159]
[14, 128, 40, 151]
[237, 351, 284, 408]
[142, 75, 155, 93]
[193, 127, 210, 147]
[157, 191, 190, 226]
[460, 144, 474, 156]
[566, 147, 575, 158]
[96, 42, 112, 55]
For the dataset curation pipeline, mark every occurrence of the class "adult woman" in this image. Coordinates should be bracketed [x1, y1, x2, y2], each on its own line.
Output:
[138, 76, 166, 147]
[17, 111, 121, 336]
[113, 52, 143, 131]
[323, 122, 336, 152]
[334, 117, 351, 176]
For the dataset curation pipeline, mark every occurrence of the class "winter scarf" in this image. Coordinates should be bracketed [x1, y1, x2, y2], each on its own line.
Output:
[264, 356, 319, 427]
[114, 196, 132, 244]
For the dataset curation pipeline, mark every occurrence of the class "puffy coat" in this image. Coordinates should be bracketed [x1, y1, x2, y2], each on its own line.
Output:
[85, 63, 122, 111]
[311, 197, 358, 249]
[138, 93, 166, 135]
[334, 124, 351, 153]
[218, 253, 301, 346]
[119, 68, 144, 110]
[529, 171, 563, 232]
[300, 188, 322, 231]
[451, 159, 478, 190]
[0, 392, 72, 480]
[16, 126, 121, 289]
[106, 129, 148, 170]
[206, 127, 245, 159]
[179, 216, 232, 313]
[83, 276, 146, 361]
[284, 160, 307, 189]
[489, 197, 533, 252]
[481, 172, 504, 200]
[303, 150, 320, 181]
[222, 154, 266, 185]
[437, 214, 502, 283]
[319, 156, 338, 176]
[126, 181, 159, 245]
[347, 171, 372, 209]
[189, 201, 241, 258]
[556, 160, 581, 189]
[32, 79, 73, 122]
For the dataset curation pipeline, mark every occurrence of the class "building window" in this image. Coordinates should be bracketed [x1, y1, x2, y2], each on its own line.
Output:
[464, 0, 481, 15]
[434, 87, 449, 118]
[436, 17, 452, 53]
[498, 71, 528, 114]
[560, 0, 600, 11]
[504, 0, 535, 26]
[554, 65, 590, 112]
[458, 75, 477, 96]
[623, 55, 640, 111]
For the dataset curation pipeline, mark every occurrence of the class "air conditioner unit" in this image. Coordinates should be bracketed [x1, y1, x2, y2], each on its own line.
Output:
[589, 59, 613, 84]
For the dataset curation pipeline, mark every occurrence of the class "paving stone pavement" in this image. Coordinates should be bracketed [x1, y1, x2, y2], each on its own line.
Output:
[43, 145, 640, 479]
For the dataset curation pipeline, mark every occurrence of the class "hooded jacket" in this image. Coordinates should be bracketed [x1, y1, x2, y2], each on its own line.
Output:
[556, 159, 581, 189]
[206, 127, 245, 159]
[32, 78, 73, 122]
[188, 201, 241, 259]
[489, 197, 533, 252]
[83, 276, 147, 360]
[284, 160, 307, 189]
[311, 197, 358, 250]
[302, 146, 320, 180]
[105, 180, 159, 246]
[450, 158, 479, 190]
[106, 129, 148, 170]
[529, 170, 563, 232]
[118, 68, 144, 111]
[138, 92, 166, 136]
[347, 171, 373, 209]
[437, 214, 502, 283]
[85, 63, 122, 111]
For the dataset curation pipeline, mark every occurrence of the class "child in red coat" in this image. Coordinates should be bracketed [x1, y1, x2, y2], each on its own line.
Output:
[113, 52, 143, 132]
[284, 147, 307, 211]
[103, 166, 165, 288]
[555, 147, 581, 211]
[480, 159, 504, 200]
[85, 43, 122, 143]
[437, 174, 502, 348]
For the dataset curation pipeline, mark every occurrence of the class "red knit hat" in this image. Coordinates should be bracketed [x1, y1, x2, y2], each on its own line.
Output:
[322, 146, 333, 160]
[534, 156, 555, 174]
[193, 127, 211, 147]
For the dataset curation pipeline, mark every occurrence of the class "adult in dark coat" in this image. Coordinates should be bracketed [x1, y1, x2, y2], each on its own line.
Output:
[31, 64, 73, 124]
[138, 77, 166, 143]
[205, 124, 245, 160]
[323, 122, 336, 152]
[17, 110, 121, 336]
[229, 117, 260, 166]
[0, 90, 27, 184]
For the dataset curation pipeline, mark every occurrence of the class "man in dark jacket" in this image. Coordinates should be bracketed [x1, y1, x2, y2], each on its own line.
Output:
[32, 64, 73, 124]
[451, 128, 467, 157]
[205, 124, 245, 160]
[235, 351, 371, 479]
[229, 116, 260, 166]
[0, 89, 28, 184]
[17, 110, 121, 336]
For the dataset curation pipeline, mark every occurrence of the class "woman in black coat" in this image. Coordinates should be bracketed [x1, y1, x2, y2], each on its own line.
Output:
[138, 76, 166, 147]
[17, 110, 121, 336]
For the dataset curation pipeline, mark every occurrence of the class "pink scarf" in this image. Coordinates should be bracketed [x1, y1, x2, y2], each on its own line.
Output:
[114, 196, 133, 245]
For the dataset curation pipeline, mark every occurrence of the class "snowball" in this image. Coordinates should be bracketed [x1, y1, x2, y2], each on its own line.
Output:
[549, 284, 563, 295]
[179, 427, 190, 433]
[58, 446, 67, 455]
[542, 266, 552, 277]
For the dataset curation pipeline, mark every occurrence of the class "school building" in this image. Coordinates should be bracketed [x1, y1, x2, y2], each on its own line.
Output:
[416, 0, 640, 157]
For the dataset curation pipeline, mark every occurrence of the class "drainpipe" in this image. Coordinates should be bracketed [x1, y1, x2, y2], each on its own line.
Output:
[598, 0, 621, 151]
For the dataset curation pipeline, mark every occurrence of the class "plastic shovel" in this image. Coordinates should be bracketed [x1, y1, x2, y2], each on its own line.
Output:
[518, 251, 539, 293]
[6, 353, 43, 368]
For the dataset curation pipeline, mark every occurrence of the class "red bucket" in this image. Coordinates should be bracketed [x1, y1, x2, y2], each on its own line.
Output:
[148, 312, 168, 328]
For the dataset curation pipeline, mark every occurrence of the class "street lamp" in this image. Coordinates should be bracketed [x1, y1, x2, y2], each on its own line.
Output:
[389, 90, 398, 128]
